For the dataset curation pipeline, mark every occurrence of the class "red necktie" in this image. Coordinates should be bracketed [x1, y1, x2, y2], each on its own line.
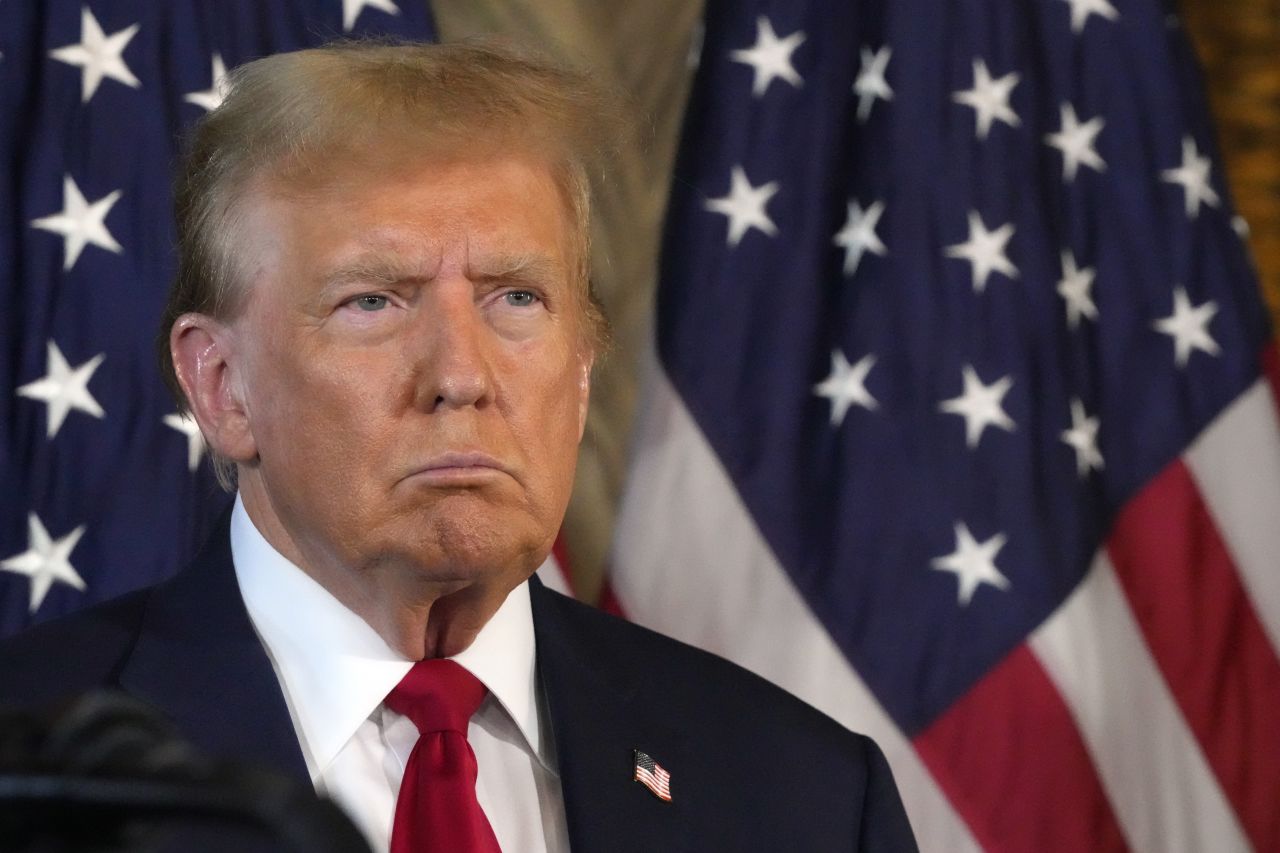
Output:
[385, 659, 502, 853]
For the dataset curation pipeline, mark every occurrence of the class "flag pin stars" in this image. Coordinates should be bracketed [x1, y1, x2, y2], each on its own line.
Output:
[632, 749, 672, 802]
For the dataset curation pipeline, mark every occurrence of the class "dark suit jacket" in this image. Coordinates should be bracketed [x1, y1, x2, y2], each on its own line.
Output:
[0, 518, 917, 852]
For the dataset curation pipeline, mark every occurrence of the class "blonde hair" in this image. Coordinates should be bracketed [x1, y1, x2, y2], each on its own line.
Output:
[158, 39, 621, 486]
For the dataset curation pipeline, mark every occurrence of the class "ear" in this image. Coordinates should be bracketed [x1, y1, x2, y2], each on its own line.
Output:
[170, 314, 257, 463]
[575, 351, 594, 442]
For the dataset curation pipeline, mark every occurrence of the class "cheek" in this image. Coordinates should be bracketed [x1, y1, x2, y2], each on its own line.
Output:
[515, 360, 588, 477]
[247, 340, 390, 467]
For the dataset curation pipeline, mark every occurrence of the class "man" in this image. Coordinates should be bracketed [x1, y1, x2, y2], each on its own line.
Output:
[0, 40, 917, 852]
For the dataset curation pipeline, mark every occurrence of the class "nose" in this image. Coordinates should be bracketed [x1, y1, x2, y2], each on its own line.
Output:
[412, 280, 494, 412]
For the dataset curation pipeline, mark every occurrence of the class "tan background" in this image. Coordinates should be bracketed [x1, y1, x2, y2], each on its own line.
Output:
[431, 0, 1280, 603]
[1182, 1, 1280, 319]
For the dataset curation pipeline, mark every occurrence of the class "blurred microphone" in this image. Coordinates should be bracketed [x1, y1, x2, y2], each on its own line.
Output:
[0, 691, 370, 853]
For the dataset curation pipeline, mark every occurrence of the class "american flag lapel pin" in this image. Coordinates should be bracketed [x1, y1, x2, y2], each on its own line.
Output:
[632, 749, 673, 802]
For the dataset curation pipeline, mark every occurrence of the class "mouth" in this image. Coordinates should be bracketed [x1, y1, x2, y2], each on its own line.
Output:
[402, 451, 513, 487]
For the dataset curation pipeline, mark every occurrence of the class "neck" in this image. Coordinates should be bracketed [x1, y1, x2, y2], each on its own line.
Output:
[359, 570, 509, 659]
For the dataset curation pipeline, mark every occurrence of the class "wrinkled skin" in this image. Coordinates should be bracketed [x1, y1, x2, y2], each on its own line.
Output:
[171, 153, 592, 659]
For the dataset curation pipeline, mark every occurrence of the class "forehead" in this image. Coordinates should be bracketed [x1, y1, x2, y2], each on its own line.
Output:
[242, 151, 577, 280]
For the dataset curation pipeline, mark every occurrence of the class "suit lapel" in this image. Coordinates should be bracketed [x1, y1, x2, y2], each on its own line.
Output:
[531, 579, 690, 853]
[118, 514, 309, 783]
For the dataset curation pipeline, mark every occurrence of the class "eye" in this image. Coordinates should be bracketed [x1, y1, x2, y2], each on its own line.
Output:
[504, 290, 540, 307]
[352, 294, 389, 312]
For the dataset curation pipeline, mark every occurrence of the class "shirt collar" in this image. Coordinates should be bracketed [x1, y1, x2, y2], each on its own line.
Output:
[229, 495, 546, 780]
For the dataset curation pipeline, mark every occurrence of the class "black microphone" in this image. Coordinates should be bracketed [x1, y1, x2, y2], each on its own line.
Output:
[0, 691, 370, 853]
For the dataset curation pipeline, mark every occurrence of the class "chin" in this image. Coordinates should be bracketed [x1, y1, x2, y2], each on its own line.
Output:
[388, 507, 551, 584]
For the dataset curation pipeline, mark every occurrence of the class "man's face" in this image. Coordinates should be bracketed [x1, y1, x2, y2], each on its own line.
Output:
[229, 152, 591, 596]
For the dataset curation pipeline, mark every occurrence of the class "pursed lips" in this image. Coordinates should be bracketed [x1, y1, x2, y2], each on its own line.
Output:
[402, 451, 514, 485]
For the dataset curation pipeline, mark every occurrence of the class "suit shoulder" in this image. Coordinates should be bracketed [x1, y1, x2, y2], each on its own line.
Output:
[534, 584, 860, 747]
[534, 584, 919, 850]
[0, 588, 152, 707]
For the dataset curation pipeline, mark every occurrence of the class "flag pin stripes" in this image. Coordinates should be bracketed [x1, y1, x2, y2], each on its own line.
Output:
[632, 749, 672, 802]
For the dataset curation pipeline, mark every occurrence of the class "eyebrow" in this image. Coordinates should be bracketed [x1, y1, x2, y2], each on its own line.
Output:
[320, 254, 433, 293]
[319, 251, 565, 294]
[467, 252, 564, 286]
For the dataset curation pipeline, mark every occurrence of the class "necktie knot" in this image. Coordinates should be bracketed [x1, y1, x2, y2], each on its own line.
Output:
[386, 658, 487, 734]
[384, 659, 501, 853]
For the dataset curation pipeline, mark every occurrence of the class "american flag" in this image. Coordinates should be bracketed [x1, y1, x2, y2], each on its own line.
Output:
[0, 2, 436, 636]
[633, 749, 673, 802]
[611, 1, 1279, 851]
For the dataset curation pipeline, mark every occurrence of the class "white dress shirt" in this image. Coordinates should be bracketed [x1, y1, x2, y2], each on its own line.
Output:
[230, 496, 570, 853]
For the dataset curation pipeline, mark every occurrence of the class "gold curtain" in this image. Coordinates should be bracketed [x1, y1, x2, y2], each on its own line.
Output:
[1182, 0, 1280, 321]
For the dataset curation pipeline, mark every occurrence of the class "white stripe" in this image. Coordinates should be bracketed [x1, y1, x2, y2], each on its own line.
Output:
[610, 354, 979, 853]
[535, 553, 573, 597]
[1184, 379, 1280, 650]
[1029, 551, 1250, 853]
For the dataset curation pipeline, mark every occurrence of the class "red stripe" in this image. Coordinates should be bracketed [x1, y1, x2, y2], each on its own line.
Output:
[1107, 459, 1280, 850]
[550, 533, 576, 596]
[597, 578, 627, 617]
[913, 645, 1128, 852]
[1261, 341, 1280, 410]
